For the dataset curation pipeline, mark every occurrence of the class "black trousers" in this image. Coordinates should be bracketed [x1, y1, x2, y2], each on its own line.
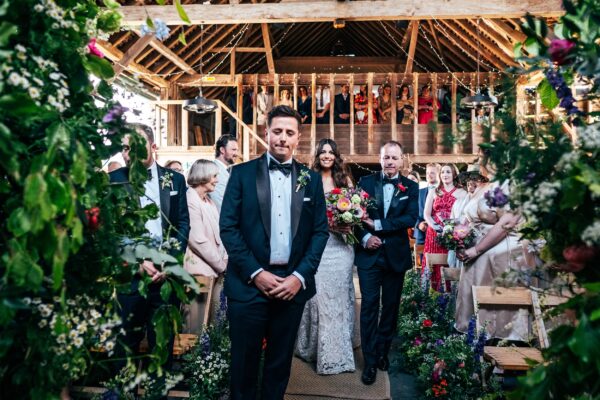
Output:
[357, 254, 406, 368]
[228, 293, 306, 400]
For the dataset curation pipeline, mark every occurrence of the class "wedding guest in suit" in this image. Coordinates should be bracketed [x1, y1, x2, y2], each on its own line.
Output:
[415, 163, 440, 245]
[183, 160, 228, 333]
[210, 134, 239, 213]
[165, 160, 184, 174]
[334, 84, 351, 124]
[257, 85, 274, 129]
[355, 141, 419, 385]
[109, 124, 190, 397]
[220, 105, 329, 400]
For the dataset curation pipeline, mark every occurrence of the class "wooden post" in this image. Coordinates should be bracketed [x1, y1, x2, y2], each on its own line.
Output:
[367, 72, 374, 155]
[274, 73, 280, 105]
[432, 73, 441, 154]
[451, 74, 458, 154]
[413, 72, 419, 155]
[237, 75, 243, 142]
[252, 74, 258, 155]
[391, 72, 398, 141]
[230, 49, 236, 77]
[215, 105, 223, 145]
[489, 73, 495, 125]
[350, 73, 355, 155]
[167, 83, 180, 146]
[470, 73, 477, 154]
[181, 107, 189, 150]
[311, 73, 316, 154]
[293, 73, 298, 110]
[243, 125, 250, 161]
[329, 73, 335, 139]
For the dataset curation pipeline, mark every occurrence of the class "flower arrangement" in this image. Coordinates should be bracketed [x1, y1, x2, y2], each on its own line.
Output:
[435, 219, 476, 251]
[295, 168, 311, 192]
[324, 186, 371, 244]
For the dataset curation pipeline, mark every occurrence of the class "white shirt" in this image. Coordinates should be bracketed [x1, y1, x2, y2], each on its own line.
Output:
[316, 87, 331, 110]
[362, 173, 399, 247]
[210, 159, 230, 213]
[140, 161, 163, 243]
[250, 154, 305, 288]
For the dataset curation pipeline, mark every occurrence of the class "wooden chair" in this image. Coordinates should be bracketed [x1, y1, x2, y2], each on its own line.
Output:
[413, 243, 425, 271]
[472, 286, 570, 372]
[425, 252, 460, 288]
[195, 275, 216, 326]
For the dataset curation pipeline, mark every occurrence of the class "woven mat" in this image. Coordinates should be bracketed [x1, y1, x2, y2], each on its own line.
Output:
[285, 349, 391, 400]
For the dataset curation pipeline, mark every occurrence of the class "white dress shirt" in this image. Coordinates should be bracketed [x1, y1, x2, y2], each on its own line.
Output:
[250, 154, 305, 288]
[140, 161, 163, 242]
[210, 159, 230, 213]
[362, 173, 399, 248]
[316, 87, 331, 110]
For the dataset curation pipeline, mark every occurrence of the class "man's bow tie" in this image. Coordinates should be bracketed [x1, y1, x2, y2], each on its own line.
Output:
[383, 177, 399, 186]
[147, 169, 153, 181]
[269, 161, 292, 177]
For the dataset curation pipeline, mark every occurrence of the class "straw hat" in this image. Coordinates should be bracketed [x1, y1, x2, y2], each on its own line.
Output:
[458, 164, 489, 183]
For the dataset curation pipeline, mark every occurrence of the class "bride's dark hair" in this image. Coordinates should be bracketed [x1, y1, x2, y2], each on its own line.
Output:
[311, 138, 353, 188]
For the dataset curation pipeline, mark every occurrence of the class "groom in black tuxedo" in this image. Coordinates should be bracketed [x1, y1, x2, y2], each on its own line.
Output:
[109, 124, 189, 378]
[355, 141, 418, 385]
[220, 105, 329, 400]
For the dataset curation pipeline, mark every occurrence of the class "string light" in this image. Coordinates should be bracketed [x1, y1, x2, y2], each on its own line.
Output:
[240, 23, 295, 74]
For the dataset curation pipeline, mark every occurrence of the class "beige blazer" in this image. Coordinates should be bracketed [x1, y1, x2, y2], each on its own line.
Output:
[184, 188, 228, 277]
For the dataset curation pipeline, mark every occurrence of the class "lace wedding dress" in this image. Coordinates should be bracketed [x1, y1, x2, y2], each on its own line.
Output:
[295, 232, 356, 374]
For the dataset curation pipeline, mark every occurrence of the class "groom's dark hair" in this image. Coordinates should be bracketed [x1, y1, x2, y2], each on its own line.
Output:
[128, 123, 155, 144]
[267, 105, 302, 129]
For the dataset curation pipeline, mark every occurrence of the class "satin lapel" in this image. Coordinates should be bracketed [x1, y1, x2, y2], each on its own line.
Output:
[256, 154, 271, 239]
[291, 160, 305, 240]
[374, 173, 384, 215]
[389, 179, 402, 212]
[157, 165, 171, 231]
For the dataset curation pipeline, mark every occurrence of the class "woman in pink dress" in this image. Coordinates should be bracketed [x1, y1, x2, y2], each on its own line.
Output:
[423, 164, 466, 291]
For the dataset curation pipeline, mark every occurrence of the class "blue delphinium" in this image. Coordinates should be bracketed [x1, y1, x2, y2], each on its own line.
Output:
[140, 18, 171, 41]
[474, 330, 487, 362]
[484, 186, 509, 208]
[545, 69, 581, 117]
[466, 316, 476, 346]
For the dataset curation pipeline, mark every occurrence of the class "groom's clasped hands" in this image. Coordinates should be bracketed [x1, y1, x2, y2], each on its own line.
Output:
[254, 270, 302, 301]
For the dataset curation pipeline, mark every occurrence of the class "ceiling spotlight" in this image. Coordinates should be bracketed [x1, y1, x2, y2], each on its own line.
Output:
[333, 19, 345, 29]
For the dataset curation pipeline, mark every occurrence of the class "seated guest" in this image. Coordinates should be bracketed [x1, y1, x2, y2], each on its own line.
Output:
[210, 134, 239, 213]
[417, 84, 440, 125]
[184, 159, 228, 333]
[378, 84, 393, 123]
[355, 84, 378, 125]
[315, 85, 331, 123]
[455, 157, 530, 340]
[334, 84, 351, 124]
[298, 85, 312, 124]
[396, 84, 414, 125]
[164, 160, 184, 174]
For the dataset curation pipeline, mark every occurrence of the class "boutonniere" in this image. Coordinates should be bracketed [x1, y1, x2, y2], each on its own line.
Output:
[296, 169, 311, 192]
[160, 171, 174, 190]
[395, 183, 407, 197]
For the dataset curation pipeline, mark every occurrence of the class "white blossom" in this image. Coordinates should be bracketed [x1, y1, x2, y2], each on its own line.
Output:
[28, 87, 41, 99]
[557, 151, 579, 171]
[581, 221, 600, 247]
[578, 123, 600, 151]
[8, 72, 21, 86]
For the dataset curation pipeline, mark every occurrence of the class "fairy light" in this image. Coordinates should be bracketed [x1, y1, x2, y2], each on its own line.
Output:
[240, 23, 295, 74]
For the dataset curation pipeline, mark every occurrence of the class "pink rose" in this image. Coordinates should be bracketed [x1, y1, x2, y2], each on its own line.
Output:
[87, 38, 104, 58]
[454, 224, 470, 239]
[548, 39, 575, 65]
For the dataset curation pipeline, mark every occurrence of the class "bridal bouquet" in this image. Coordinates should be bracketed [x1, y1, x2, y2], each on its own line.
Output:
[325, 187, 371, 245]
[436, 219, 476, 250]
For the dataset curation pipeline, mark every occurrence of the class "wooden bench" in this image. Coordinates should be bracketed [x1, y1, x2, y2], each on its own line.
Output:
[413, 243, 424, 271]
[425, 252, 461, 289]
[474, 286, 570, 373]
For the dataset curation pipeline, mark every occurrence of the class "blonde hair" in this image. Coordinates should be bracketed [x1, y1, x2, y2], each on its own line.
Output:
[187, 159, 219, 188]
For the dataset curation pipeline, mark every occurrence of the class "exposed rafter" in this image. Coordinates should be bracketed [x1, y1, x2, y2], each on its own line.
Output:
[405, 21, 419, 73]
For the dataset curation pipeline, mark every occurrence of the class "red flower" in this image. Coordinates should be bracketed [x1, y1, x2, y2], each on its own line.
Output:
[361, 190, 370, 199]
[262, 337, 267, 350]
[548, 39, 575, 65]
[561, 244, 599, 272]
[331, 187, 342, 195]
[87, 38, 104, 58]
[85, 207, 101, 231]
[422, 319, 433, 328]
[397, 183, 407, 192]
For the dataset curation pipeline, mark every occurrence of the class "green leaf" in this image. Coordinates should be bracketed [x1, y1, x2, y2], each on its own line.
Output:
[103, 0, 120, 9]
[7, 208, 31, 237]
[537, 79, 559, 110]
[6, 240, 43, 290]
[83, 54, 115, 80]
[524, 37, 541, 57]
[24, 173, 47, 209]
[160, 281, 172, 302]
[591, 308, 600, 322]
[0, 22, 18, 47]
[560, 177, 584, 209]
[0, 94, 41, 117]
[146, 16, 155, 29]
[174, 0, 191, 24]
[72, 142, 88, 186]
[52, 228, 69, 291]
[164, 265, 200, 294]
[178, 32, 187, 46]
[97, 80, 114, 99]
[156, 0, 166, 4]
[46, 122, 70, 163]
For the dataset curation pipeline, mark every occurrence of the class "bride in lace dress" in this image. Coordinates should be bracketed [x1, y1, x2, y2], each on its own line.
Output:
[295, 138, 356, 375]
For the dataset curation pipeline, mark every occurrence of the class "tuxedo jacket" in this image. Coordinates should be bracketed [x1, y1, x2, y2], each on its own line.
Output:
[414, 187, 428, 244]
[354, 173, 419, 273]
[109, 165, 190, 252]
[219, 153, 329, 303]
[334, 93, 351, 123]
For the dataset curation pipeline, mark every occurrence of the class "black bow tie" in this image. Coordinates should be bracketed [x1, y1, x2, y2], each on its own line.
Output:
[383, 177, 398, 186]
[147, 169, 153, 181]
[269, 161, 292, 176]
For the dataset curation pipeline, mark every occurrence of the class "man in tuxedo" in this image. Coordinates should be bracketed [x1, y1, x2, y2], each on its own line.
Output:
[210, 134, 239, 212]
[109, 124, 190, 381]
[220, 105, 329, 400]
[334, 84, 351, 124]
[414, 163, 440, 245]
[355, 141, 419, 385]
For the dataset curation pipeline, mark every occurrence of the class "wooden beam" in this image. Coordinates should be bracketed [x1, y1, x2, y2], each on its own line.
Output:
[390, 72, 397, 141]
[413, 72, 419, 155]
[452, 19, 519, 67]
[329, 73, 334, 139]
[215, 47, 266, 52]
[367, 72, 374, 155]
[111, 33, 155, 80]
[405, 21, 419, 74]
[130, 29, 197, 75]
[119, 1, 564, 25]
[276, 56, 405, 73]
[262, 24, 275, 74]
[471, 20, 517, 60]
[401, 21, 415, 49]
[310, 73, 316, 154]
[427, 20, 443, 55]
[96, 39, 168, 88]
[451, 74, 458, 154]
[482, 18, 527, 43]
[349, 73, 355, 155]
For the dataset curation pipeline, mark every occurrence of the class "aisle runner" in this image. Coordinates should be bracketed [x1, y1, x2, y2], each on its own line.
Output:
[285, 349, 391, 400]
